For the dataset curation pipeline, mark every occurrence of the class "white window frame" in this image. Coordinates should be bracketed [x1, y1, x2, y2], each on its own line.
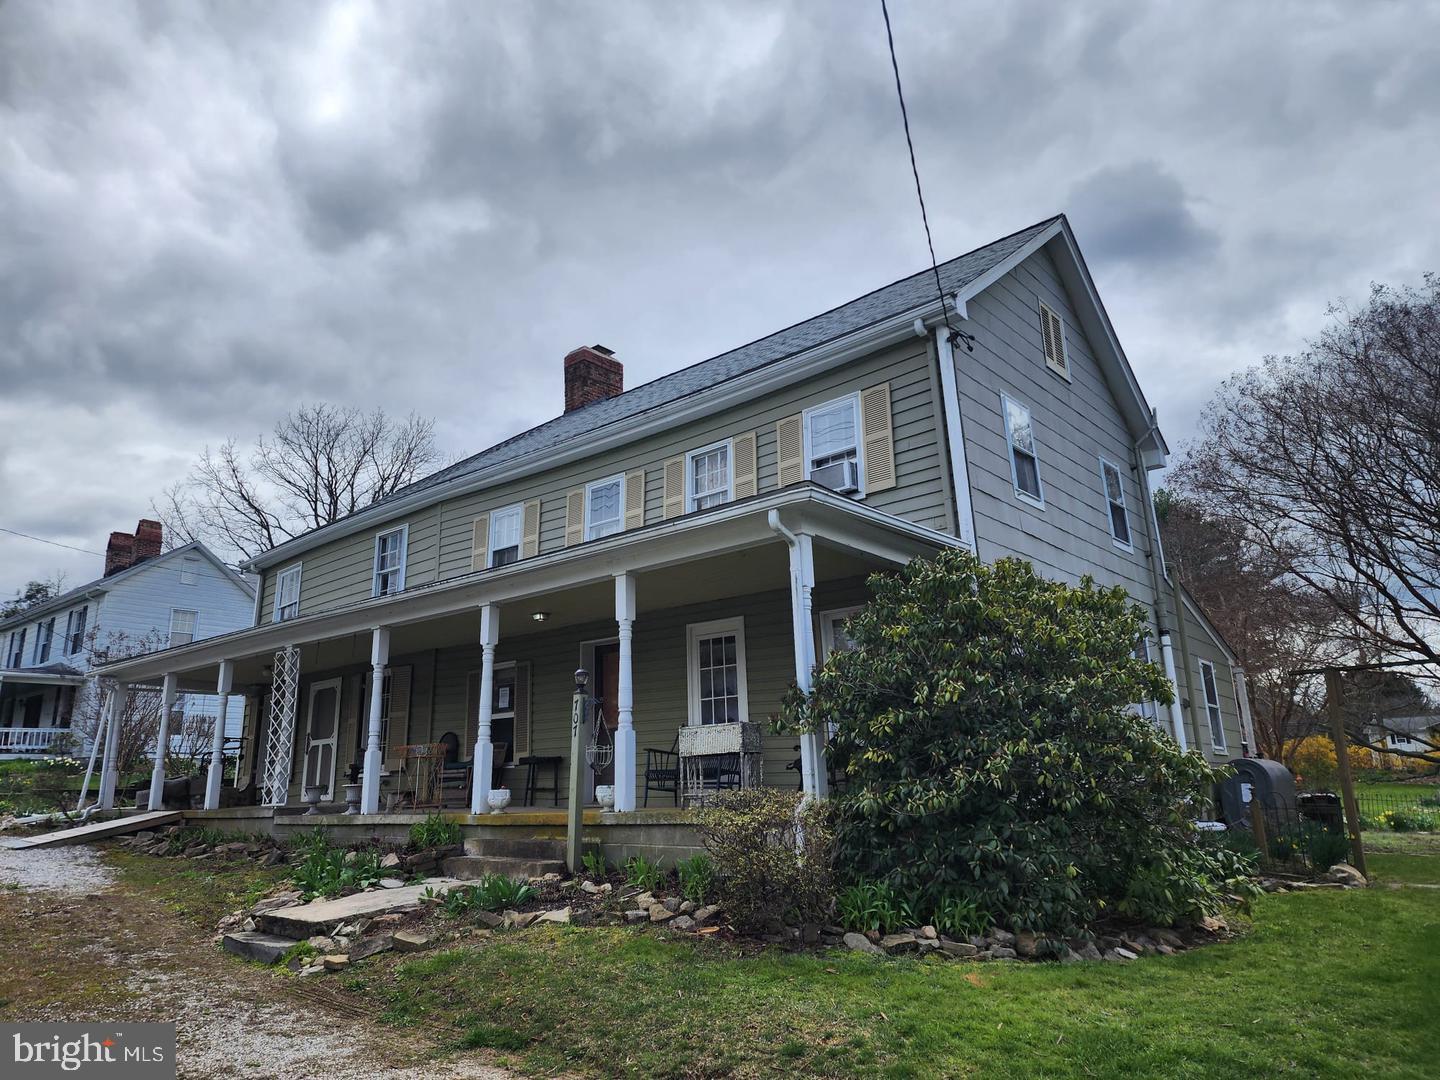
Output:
[802, 394, 865, 496]
[585, 475, 625, 540]
[685, 616, 749, 727]
[1198, 659, 1227, 752]
[1038, 299, 1071, 380]
[273, 563, 302, 622]
[817, 605, 864, 662]
[684, 439, 734, 513]
[1098, 456, 1134, 551]
[488, 503, 525, 568]
[1001, 393, 1044, 507]
[64, 607, 88, 655]
[180, 556, 200, 585]
[1131, 638, 1160, 725]
[169, 608, 199, 648]
[33, 617, 55, 665]
[7, 629, 26, 668]
[372, 524, 409, 597]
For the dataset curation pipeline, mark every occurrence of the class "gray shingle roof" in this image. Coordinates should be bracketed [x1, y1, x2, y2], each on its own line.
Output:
[384, 216, 1060, 505]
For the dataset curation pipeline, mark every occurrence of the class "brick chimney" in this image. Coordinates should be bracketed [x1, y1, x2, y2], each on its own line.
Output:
[104, 532, 135, 577]
[133, 519, 163, 564]
[563, 345, 623, 412]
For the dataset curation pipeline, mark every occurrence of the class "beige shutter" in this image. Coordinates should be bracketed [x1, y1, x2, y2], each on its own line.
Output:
[386, 665, 412, 751]
[776, 415, 804, 487]
[470, 515, 490, 573]
[860, 383, 897, 492]
[565, 488, 585, 545]
[464, 671, 479, 750]
[624, 470, 646, 530]
[512, 663, 531, 760]
[521, 499, 541, 559]
[732, 432, 758, 500]
[662, 456, 686, 519]
[1040, 302, 1068, 377]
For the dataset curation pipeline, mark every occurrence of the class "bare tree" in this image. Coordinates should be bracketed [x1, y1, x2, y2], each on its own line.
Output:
[1175, 274, 1440, 765]
[157, 404, 441, 561]
[0, 573, 67, 620]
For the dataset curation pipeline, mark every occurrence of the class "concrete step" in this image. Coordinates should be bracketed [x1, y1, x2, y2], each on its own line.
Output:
[463, 836, 566, 861]
[257, 879, 462, 937]
[222, 931, 299, 964]
[442, 854, 566, 881]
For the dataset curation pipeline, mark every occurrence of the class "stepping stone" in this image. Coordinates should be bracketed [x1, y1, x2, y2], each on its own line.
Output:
[257, 880, 461, 936]
[393, 931, 431, 952]
[222, 931, 298, 965]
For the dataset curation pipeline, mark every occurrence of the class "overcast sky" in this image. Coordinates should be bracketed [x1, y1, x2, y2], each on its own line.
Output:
[3, 0, 1438, 597]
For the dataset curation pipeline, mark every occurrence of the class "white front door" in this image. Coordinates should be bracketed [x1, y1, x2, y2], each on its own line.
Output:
[302, 678, 342, 800]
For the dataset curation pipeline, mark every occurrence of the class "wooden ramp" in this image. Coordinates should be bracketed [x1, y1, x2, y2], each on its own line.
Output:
[10, 810, 183, 849]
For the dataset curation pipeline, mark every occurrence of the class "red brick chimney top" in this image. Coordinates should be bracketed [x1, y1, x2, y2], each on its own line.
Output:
[563, 345, 623, 413]
[133, 519, 163, 563]
[102, 519, 164, 577]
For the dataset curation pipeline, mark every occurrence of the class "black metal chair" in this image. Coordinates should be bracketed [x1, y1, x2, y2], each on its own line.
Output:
[643, 735, 680, 807]
[517, 753, 560, 806]
[438, 732, 470, 803]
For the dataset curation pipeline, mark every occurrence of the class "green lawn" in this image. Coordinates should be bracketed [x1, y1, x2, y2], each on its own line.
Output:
[341, 872, 1440, 1079]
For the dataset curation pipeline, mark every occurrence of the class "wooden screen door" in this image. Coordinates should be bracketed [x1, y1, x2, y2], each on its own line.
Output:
[590, 642, 621, 791]
[302, 678, 342, 800]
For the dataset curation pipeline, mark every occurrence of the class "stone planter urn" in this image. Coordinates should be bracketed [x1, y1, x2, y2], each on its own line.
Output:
[487, 787, 512, 814]
[301, 785, 327, 815]
[342, 783, 363, 815]
[595, 784, 616, 810]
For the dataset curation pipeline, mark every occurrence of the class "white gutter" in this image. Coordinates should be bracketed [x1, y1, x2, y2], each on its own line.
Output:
[932, 320, 978, 552]
[1134, 413, 1187, 751]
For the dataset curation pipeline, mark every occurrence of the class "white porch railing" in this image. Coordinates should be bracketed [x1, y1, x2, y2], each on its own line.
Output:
[0, 727, 68, 754]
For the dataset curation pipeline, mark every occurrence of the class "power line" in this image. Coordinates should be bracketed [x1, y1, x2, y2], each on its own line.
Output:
[878, 0, 975, 352]
[0, 527, 104, 557]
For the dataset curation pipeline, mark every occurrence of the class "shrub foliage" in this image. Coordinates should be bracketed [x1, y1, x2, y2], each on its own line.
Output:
[782, 549, 1234, 935]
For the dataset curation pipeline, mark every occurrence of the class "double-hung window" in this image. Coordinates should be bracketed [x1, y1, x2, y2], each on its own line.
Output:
[373, 526, 407, 596]
[804, 395, 862, 494]
[274, 564, 302, 622]
[687, 617, 748, 726]
[585, 476, 624, 540]
[1131, 639, 1159, 724]
[686, 441, 732, 512]
[65, 607, 88, 655]
[169, 609, 198, 647]
[1198, 659, 1226, 750]
[33, 618, 55, 664]
[488, 504, 523, 567]
[7, 629, 26, 668]
[1001, 394, 1044, 504]
[1099, 457, 1132, 548]
[180, 557, 200, 585]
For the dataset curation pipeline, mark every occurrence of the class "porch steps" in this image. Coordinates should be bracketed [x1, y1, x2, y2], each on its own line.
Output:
[442, 854, 567, 881]
[9, 810, 182, 849]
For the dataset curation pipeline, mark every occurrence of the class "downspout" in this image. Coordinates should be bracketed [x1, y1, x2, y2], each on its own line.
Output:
[768, 510, 820, 799]
[1133, 415, 1189, 752]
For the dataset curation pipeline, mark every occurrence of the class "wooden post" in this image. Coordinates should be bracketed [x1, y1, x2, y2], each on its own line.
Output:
[1249, 793, 1270, 871]
[1324, 668, 1367, 877]
[567, 669, 589, 875]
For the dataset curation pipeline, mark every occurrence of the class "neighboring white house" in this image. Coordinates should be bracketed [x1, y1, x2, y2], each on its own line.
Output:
[1367, 714, 1440, 764]
[0, 520, 256, 760]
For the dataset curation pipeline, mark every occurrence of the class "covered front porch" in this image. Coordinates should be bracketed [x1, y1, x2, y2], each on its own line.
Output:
[0, 667, 85, 758]
[92, 486, 955, 821]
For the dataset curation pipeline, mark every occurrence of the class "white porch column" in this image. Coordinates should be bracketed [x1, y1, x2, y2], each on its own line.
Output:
[98, 681, 128, 810]
[360, 627, 391, 814]
[614, 573, 637, 812]
[1159, 631, 1189, 752]
[147, 673, 178, 811]
[204, 661, 234, 810]
[469, 604, 500, 814]
[785, 532, 827, 799]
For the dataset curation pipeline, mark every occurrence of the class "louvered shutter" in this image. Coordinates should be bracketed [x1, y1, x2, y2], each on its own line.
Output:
[470, 515, 490, 573]
[662, 456, 685, 519]
[564, 488, 585, 545]
[732, 432, 758, 499]
[860, 383, 897, 492]
[521, 499, 541, 559]
[464, 671, 479, 750]
[776, 415, 804, 487]
[386, 666, 412, 751]
[624, 470, 646, 530]
[512, 663, 531, 760]
[1040, 302, 1068, 377]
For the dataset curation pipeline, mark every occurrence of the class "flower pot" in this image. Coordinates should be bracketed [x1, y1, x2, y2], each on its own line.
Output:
[302, 785, 326, 816]
[595, 784, 615, 810]
[342, 783, 363, 815]
[487, 787, 512, 814]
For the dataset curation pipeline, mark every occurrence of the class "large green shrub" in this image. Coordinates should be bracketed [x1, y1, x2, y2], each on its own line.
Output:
[781, 549, 1233, 935]
[698, 788, 834, 930]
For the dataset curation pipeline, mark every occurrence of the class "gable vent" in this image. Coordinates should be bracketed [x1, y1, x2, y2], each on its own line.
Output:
[1038, 301, 1069, 378]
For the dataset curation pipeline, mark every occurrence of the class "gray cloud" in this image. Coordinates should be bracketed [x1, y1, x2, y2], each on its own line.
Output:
[2, 0, 1439, 593]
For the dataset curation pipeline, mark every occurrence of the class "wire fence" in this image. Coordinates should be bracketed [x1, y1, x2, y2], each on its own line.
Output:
[1250, 797, 1352, 876]
[1352, 786, 1440, 830]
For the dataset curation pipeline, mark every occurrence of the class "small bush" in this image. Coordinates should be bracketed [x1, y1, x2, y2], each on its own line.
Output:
[408, 813, 462, 850]
[1380, 807, 1440, 832]
[675, 853, 715, 904]
[698, 788, 835, 931]
[581, 851, 608, 881]
[624, 854, 664, 893]
[932, 894, 990, 939]
[290, 836, 385, 900]
[835, 881, 913, 935]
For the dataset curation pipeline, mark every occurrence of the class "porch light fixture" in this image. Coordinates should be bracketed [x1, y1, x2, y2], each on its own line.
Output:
[531, 611, 549, 623]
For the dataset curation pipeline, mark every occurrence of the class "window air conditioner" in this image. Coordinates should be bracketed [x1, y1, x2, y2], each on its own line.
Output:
[811, 458, 860, 494]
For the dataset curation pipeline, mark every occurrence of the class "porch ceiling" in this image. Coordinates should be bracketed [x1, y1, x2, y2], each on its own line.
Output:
[98, 485, 958, 690]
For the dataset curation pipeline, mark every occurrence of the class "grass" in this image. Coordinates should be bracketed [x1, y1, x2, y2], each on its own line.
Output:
[335, 872, 1440, 1079]
[107, 847, 288, 927]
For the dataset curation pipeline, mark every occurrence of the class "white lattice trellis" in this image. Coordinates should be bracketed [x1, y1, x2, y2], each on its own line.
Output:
[262, 646, 301, 806]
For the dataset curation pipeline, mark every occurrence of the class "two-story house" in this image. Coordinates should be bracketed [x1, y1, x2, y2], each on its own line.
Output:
[0, 520, 255, 762]
[93, 216, 1255, 822]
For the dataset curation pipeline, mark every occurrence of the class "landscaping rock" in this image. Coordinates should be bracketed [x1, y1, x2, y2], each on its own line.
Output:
[349, 935, 393, 961]
[1196, 915, 1227, 934]
[693, 905, 722, 927]
[918, 925, 938, 941]
[624, 910, 649, 924]
[392, 931, 431, 952]
[377, 878, 405, 889]
[1058, 948, 1084, 964]
[579, 880, 603, 894]
[503, 911, 540, 930]
[1150, 928, 1185, 949]
[844, 932, 884, 956]
[306, 936, 338, 952]
[1326, 863, 1367, 888]
[988, 946, 1018, 960]
[1105, 947, 1138, 963]
[538, 907, 572, 924]
[1014, 931, 1038, 958]
[221, 931, 297, 965]
[649, 904, 675, 923]
[879, 933, 919, 955]
[262, 849, 286, 866]
[322, 954, 350, 972]
[299, 963, 326, 977]
[800, 923, 821, 945]
[474, 910, 504, 928]
[988, 928, 1016, 947]
[662, 897, 681, 914]
[938, 939, 979, 959]
[380, 852, 401, 870]
[669, 915, 696, 932]
[634, 892, 654, 908]
[678, 900, 696, 915]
